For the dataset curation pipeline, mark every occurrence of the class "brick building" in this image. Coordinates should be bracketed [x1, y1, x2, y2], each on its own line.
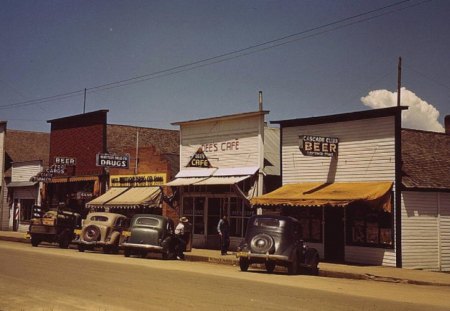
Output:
[45, 110, 179, 220]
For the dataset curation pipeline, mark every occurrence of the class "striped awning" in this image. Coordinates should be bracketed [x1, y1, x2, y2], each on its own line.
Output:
[86, 187, 162, 210]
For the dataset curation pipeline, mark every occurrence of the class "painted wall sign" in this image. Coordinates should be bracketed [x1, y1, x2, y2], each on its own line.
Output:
[96, 153, 130, 168]
[186, 148, 212, 168]
[299, 135, 339, 157]
[54, 156, 76, 166]
[201, 139, 240, 153]
[110, 173, 166, 187]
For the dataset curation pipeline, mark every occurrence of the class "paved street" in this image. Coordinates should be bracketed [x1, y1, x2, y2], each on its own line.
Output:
[1, 241, 450, 311]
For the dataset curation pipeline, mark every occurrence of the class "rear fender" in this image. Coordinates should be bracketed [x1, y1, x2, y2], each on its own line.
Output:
[107, 231, 121, 245]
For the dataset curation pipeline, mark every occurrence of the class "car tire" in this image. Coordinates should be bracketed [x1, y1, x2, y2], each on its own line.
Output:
[265, 261, 276, 273]
[288, 250, 299, 275]
[250, 233, 275, 254]
[309, 254, 320, 276]
[31, 236, 40, 247]
[124, 249, 131, 257]
[239, 258, 250, 272]
[82, 225, 101, 242]
[103, 246, 111, 254]
[78, 245, 85, 252]
[58, 233, 70, 249]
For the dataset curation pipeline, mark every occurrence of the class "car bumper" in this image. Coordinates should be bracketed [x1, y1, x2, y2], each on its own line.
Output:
[236, 251, 289, 262]
[121, 242, 163, 252]
[78, 241, 107, 247]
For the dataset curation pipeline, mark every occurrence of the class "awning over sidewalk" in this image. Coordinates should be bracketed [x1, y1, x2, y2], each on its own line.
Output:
[86, 187, 162, 209]
[251, 181, 393, 212]
[166, 166, 258, 186]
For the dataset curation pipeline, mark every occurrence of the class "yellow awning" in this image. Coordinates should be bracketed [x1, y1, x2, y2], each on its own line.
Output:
[86, 187, 129, 206]
[251, 181, 393, 211]
[105, 187, 161, 208]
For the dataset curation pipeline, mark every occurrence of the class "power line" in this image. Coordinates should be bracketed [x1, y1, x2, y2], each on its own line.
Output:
[1, 0, 429, 110]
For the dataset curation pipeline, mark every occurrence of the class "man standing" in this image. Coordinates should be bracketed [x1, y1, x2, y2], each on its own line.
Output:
[175, 217, 188, 259]
[217, 215, 230, 255]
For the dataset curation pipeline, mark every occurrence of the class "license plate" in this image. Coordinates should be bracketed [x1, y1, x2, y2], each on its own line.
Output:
[122, 231, 131, 237]
[24, 233, 31, 239]
[236, 251, 249, 258]
[73, 229, 81, 235]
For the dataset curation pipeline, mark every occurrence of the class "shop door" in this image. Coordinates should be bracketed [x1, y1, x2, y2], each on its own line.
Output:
[324, 206, 345, 263]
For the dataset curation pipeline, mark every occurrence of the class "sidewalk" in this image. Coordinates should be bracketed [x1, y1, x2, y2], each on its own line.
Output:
[2, 230, 450, 287]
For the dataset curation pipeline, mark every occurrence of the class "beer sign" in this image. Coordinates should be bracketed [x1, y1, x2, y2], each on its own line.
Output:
[299, 135, 339, 157]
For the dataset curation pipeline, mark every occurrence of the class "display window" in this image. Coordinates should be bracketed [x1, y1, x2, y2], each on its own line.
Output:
[282, 206, 323, 243]
[346, 203, 393, 248]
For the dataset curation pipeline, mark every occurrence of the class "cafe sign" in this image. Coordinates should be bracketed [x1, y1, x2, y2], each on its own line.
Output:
[299, 135, 339, 157]
[186, 148, 212, 168]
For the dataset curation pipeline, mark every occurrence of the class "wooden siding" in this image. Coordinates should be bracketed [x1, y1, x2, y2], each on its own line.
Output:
[345, 246, 396, 266]
[180, 116, 261, 169]
[401, 191, 439, 270]
[12, 161, 42, 182]
[439, 193, 450, 271]
[281, 116, 396, 184]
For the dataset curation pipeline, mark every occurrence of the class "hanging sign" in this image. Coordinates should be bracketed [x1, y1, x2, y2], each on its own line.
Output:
[299, 135, 339, 157]
[186, 148, 212, 168]
[96, 153, 130, 168]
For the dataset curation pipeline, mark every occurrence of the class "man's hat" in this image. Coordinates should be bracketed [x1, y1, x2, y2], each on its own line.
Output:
[180, 216, 189, 222]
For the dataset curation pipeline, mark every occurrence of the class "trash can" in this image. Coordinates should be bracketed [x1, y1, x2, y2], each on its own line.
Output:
[183, 221, 193, 252]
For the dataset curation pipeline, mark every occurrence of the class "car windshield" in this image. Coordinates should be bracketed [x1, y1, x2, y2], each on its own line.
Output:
[90, 215, 109, 222]
[253, 218, 280, 228]
[135, 217, 159, 227]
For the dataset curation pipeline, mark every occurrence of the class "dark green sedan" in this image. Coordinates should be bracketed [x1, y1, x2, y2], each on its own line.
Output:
[121, 214, 181, 260]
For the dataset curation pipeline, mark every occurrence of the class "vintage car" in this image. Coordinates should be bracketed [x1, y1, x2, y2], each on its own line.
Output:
[121, 214, 182, 259]
[28, 208, 81, 248]
[236, 215, 319, 275]
[77, 212, 129, 254]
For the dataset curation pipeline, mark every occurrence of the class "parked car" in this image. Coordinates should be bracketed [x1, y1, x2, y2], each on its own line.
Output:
[236, 215, 319, 275]
[77, 212, 129, 254]
[121, 214, 182, 259]
[28, 208, 81, 248]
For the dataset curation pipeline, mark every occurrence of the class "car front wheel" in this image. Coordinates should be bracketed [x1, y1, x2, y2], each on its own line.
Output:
[239, 258, 249, 272]
[288, 250, 299, 275]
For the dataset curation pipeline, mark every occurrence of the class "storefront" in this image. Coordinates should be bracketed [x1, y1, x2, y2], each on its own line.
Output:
[86, 173, 164, 218]
[252, 107, 403, 266]
[7, 161, 45, 232]
[167, 110, 280, 249]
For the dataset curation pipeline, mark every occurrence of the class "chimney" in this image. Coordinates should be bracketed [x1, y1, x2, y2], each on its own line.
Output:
[445, 115, 450, 135]
[258, 91, 263, 111]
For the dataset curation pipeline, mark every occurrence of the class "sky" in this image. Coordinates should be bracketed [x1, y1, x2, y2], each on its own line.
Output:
[1, 0, 449, 133]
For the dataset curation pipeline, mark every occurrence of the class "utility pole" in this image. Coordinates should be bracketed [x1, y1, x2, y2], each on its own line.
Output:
[83, 88, 87, 113]
[397, 57, 402, 107]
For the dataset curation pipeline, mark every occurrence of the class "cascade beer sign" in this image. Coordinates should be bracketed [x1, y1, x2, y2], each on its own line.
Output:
[186, 148, 212, 168]
[299, 135, 339, 157]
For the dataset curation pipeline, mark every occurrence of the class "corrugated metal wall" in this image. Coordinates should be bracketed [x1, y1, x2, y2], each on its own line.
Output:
[281, 116, 396, 184]
[401, 191, 443, 270]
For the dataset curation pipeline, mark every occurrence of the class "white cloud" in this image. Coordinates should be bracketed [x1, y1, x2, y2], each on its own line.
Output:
[360, 88, 445, 132]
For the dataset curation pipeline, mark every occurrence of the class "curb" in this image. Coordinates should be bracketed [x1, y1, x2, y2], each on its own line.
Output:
[2, 235, 449, 287]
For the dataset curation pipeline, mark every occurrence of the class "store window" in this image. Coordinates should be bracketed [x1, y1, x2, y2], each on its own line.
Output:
[346, 203, 393, 248]
[229, 198, 253, 238]
[20, 199, 35, 222]
[183, 197, 206, 235]
[281, 206, 322, 243]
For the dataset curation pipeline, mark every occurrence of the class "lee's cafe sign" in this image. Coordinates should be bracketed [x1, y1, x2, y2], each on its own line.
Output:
[299, 135, 339, 157]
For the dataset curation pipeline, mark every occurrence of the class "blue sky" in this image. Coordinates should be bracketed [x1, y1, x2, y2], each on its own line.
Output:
[1, 0, 449, 132]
